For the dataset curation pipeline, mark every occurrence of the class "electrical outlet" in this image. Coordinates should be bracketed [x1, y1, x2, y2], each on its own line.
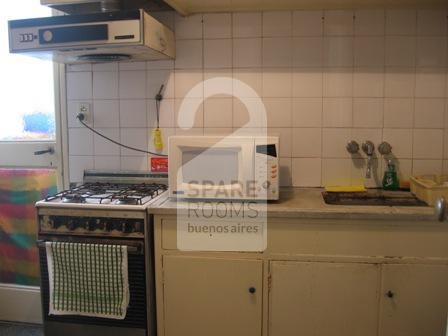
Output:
[77, 102, 90, 123]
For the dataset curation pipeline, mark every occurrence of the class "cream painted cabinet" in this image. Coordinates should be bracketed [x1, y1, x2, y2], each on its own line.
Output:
[269, 261, 380, 336]
[162, 256, 263, 336]
[379, 264, 448, 336]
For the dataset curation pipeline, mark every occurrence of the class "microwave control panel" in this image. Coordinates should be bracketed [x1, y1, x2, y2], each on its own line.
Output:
[255, 138, 279, 200]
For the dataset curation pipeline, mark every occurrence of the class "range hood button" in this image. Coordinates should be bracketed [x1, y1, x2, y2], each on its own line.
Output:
[42, 30, 53, 42]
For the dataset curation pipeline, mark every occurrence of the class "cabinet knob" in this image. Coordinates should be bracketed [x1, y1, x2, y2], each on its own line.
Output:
[435, 197, 446, 222]
[248, 287, 256, 294]
[386, 290, 394, 298]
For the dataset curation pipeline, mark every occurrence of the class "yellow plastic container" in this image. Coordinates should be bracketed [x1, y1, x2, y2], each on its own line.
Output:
[325, 185, 366, 192]
[410, 175, 448, 206]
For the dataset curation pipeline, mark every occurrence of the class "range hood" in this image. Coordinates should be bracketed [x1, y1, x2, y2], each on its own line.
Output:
[8, 4, 175, 64]
[40, 0, 174, 14]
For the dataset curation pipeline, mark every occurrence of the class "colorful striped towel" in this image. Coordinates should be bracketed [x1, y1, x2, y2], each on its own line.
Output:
[0, 168, 57, 286]
[45, 242, 130, 320]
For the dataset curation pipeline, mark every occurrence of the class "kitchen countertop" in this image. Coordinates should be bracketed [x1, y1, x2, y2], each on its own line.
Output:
[149, 188, 438, 222]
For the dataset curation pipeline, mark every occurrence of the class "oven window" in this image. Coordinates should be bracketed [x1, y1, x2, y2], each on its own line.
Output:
[182, 148, 240, 185]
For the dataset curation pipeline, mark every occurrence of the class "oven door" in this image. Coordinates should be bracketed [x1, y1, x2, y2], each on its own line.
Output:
[169, 136, 255, 199]
[37, 237, 147, 336]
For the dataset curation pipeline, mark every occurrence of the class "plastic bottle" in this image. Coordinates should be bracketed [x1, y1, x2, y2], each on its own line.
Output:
[382, 159, 399, 191]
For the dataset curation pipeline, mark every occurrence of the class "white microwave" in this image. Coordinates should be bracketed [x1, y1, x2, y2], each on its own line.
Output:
[168, 136, 279, 200]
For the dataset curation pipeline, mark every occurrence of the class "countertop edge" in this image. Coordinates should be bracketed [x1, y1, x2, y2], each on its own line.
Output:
[148, 188, 438, 222]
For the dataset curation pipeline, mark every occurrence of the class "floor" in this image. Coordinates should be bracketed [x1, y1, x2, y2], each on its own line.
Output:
[0, 323, 43, 336]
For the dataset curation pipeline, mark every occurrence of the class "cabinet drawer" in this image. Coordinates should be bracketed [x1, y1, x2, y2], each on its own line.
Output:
[267, 219, 448, 258]
[159, 216, 448, 259]
[160, 218, 265, 252]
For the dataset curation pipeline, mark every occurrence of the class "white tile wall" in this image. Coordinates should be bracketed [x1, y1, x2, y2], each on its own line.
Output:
[93, 100, 119, 127]
[233, 38, 262, 68]
[92, 71, 118, 99]
[67, 72, 92, 100]
[233, 12, 262, 38]
[120, 100, 147, 127]
[203, 13, 232, 38]
[263, 12, 292, 37]
[354, 10, 385, 36]
[66, 9, 448, 187]
[293, 11, 323, 36]
[204, 39, 232, 68]
[386, 10, 416, 36]
[93, 129, 120, 156]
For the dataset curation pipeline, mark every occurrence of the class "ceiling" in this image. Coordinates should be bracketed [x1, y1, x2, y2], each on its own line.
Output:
[164, 0, 448, 15]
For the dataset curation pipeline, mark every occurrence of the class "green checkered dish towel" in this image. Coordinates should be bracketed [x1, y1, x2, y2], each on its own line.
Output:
[45, 242, 130, 320]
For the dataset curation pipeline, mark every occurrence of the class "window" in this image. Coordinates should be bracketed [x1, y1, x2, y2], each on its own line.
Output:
[0, 1, 55, 141]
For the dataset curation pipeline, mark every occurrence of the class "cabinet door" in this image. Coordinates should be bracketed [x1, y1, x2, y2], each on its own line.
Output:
[380, 264, 448, 336]
[163, 256, 263, 336]
[269, 261, 380, 336]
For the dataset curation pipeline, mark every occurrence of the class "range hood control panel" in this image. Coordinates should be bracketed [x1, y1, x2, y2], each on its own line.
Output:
[9, 12, 141, 52]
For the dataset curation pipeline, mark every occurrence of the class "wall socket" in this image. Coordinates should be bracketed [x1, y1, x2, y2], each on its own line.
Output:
[77, 102, 91, 123]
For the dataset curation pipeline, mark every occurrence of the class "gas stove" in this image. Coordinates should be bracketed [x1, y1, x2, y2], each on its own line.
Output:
[36, 171, 168, 236]
[35, 171, 166, 336]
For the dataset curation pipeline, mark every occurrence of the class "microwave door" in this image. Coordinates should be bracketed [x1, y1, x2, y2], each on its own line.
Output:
[173, 139, 254, 199]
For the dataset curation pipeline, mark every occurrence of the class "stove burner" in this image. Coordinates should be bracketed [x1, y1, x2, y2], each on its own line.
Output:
[62, 194, 86, 204]
[115, 196, 140, 205]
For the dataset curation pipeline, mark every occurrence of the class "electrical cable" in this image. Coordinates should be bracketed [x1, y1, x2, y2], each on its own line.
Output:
[152, 84, 165, 152]
[156, 98, 160, 128]
[76, 114, 168, 157]
[155, 84, 164, 129]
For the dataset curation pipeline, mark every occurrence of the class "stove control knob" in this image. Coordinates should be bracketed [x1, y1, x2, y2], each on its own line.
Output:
[96, 219, 105, 231]
[87, 220, 96, 231]
[80, 220, 89, 230]
[68, 219, 77, 231]
[45, 217, 55, 229]
[122, 221, 134, 233]
[134, 221, 143, 233]
[51, 217, 62, 229]
[105, 221, 114, 232]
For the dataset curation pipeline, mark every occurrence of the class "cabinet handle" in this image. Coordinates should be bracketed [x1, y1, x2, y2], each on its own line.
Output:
[248, 287, 256, 294]
[386, 290, 394, 298]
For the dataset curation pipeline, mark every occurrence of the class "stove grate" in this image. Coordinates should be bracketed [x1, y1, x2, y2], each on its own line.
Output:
[45, 182, 167, 205]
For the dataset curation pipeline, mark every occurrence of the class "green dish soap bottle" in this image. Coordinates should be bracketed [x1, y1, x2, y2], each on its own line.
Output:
[382, 159, 399, 190]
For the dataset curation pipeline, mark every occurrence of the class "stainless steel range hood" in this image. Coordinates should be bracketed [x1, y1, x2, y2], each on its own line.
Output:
[41, 0, 174, 14]
[8, 8, 175, 64]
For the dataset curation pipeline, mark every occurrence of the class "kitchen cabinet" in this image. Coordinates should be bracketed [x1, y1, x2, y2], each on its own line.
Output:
[164, 0, 447, 15]
[269, 261, 379, 336]
[162, 255, 263, 336]
[153, 214, 448, 336]
[379, 264, 448, 336]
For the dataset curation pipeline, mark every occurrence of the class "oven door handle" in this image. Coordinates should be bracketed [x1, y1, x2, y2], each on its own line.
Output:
[36, 240, 143, 255]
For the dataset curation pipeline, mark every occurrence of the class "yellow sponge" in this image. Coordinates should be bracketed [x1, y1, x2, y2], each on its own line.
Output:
[325, 185, 366, 192]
